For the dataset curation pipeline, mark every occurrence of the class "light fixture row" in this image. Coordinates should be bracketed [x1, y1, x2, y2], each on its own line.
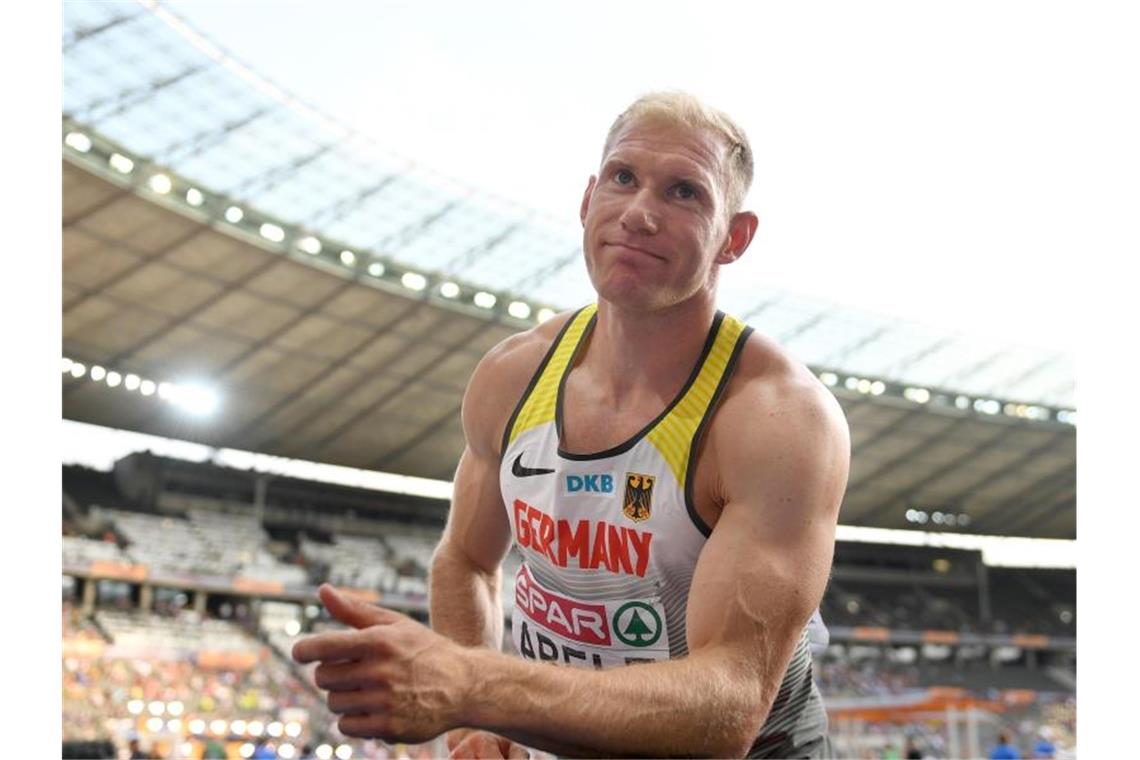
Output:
[64, 127, 558, 326]
[61, 356, 219, 416]
[816, 370, 1074, 426]
[905, 508, 970, 527]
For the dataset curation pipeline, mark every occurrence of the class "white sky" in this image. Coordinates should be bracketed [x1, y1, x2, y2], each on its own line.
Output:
[155, 0, 1122, 354]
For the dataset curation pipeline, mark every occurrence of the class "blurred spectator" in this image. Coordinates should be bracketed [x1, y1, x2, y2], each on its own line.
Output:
[990, 732, 1021, 759]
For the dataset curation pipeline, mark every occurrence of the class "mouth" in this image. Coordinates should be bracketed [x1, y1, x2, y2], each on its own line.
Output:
[605, 241, 666, 262]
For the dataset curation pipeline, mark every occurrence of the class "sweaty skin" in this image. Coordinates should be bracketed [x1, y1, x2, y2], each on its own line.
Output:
[293, 117, 850, 758]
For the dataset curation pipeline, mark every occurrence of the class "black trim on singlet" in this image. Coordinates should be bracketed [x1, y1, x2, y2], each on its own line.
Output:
[499, 306, 591, 460]
[683, 324, 754, 537]
[555, 311, 727, 462]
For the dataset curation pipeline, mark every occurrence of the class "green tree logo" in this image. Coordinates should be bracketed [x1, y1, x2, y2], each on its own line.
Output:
[613, 602, 663, 647]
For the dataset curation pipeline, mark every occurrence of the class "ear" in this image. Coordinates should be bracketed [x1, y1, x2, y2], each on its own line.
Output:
[716, 211, 758, 265]
[580, 175, 598, 227]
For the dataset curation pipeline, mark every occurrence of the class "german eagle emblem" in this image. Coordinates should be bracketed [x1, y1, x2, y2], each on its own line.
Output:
[623, 472, 655, 522]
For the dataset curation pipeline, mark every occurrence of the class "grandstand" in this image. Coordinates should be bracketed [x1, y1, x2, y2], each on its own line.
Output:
[61, 5, 1077, 759]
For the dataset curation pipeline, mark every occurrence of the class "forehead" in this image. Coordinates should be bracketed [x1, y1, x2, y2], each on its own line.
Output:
[604, 120, 730, 181]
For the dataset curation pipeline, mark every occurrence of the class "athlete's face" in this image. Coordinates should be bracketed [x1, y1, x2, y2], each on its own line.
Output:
[579, 120, 757, 312]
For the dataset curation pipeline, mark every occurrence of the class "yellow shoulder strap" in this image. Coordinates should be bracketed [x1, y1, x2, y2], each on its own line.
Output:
[504, 304, 598, 449]
[646, 313, 751, 487]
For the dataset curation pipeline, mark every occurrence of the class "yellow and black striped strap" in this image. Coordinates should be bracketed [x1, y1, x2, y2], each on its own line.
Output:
[503, 303, 598, 451]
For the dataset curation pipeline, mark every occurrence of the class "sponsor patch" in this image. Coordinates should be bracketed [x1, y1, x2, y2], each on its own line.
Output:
[563, 473, 615, 494]
[623, 472, 655, 522]
[512, 499, 653, 578]
[512, 564, 670, 669]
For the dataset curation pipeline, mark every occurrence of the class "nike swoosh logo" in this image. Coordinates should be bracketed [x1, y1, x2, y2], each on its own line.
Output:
[511, 452, 554, 477]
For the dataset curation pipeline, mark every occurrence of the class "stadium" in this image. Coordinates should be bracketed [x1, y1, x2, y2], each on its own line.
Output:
[61, 4, 1078, 759]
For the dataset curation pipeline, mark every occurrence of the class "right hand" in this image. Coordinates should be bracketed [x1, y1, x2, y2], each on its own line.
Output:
[446, 729, 531, 759]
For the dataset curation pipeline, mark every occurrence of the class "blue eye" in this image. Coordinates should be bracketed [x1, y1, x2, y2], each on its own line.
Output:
[674, 183, 697, 200]
[615, 169, 634, 185]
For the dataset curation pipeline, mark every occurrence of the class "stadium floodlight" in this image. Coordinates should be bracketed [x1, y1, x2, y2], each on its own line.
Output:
[508, 301, 532, 319]
[298, 236, 322, 255]
[316, 746, 334, 760]
[904, 387, 931, 404]
[905, 509, 916, 522]
[1057, 409, 1076, 425]
[231, 720, 247, 736]
[945, 513, 958, 526]
[140, 379, 156, 396]
[186, 188, 205, 207]
[225, 206, 244, 223]
[285, 722, 303, 738]
[844, 376, 858, 391]
[401, 271, 427, 291]
[106, 371, 122, 388]
[239, 744, 255, 759]
[856, 379, 872, 394]
[335, 745, 353, 760]
[339, 250, 356, 266]
[64, 131, 92, 153]
[148, 700, 165, 716]
[439, 282, 460, 298]
[146, 717, 164, 733]
[955, 395, 970, 410]
[188, 719, 206, 735]
[260, 223, 285, 243]
[125, 373, 141, 391]
[61, 357, 73, 373]
[148, 173, 173, 194]
[90, 365, 106, 382]
[168, 382, 220, 416]
[819, 372, 838, 387]
[69, 362, 87, 378]
[284, 620, 301, 636]
[870, 380, 886, 396]
[109, 152, 134, 174]
[267, 721, 284, 738]
[474, 291, 497, 309]
[210, 719, 228, 735]
[127, 699, 144, 715]
[537, 307, 556, 323]
[367, 261, 385, 277]
[278, 745, 297, 760]
[958, 513, 970, 526]
[247, 721, 264, 737]
[167, 719, 182, 733]
[157, 381, 174, 400]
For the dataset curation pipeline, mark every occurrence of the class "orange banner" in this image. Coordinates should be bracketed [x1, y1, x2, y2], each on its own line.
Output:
[196, 650, 258, 670]
[852, 626, 891, 642]
[232, 577, 284, 595]
[335, 586, 380, 603]
[63, 638, 106, 658]
[921, 630, 960, 644]
[89, 561, 148, 581]
[1011, 634, 1050, 648]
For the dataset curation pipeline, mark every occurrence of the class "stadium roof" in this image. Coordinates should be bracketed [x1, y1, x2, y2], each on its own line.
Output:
[61, 3, 1075, 540]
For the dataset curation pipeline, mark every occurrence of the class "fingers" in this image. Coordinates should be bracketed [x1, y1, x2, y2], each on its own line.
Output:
[320, 584, 406, 630]
[448, 731, 508, 759]
[292, 629, 381, 664]
[313, 660, 383, 691]
[327, 688, 390, 716]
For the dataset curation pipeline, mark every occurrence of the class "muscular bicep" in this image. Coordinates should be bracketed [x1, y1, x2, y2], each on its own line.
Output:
[685, 380, 849, 672]
[439, 443, 513, 574]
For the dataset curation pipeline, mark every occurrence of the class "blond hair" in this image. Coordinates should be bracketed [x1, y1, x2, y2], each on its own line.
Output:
[602, 90, 754, 214]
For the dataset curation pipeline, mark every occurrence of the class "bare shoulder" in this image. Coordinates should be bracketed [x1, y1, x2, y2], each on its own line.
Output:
[461, 309, 579, 457]
[708, 330, 851, 504]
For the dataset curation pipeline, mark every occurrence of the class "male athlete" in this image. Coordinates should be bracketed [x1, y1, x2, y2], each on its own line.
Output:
[294, 91, 850, 758]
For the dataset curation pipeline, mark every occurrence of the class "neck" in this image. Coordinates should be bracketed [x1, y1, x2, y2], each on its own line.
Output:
[584, 293, 718, 405]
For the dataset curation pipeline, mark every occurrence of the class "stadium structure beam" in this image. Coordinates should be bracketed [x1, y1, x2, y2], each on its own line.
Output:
[441, 218, 528, 273]
[856, 422, 1025, 525]
[974, 468, 1076, 535]
[964, 464, 1075, 534]
[848, 417, 980, 499]
[820, 325, 892, 368]
[64, 250, 285, 401]
[372, 196, 469, 252]
[79, 65, 207, 125]
[885, 335, 956, 378]
[303, 173, 402, 229]
[936, 348, 1006, 392]
[778, 312, 828, 344]
[507, 246, 583, 292]
[1020, 490, 1077, 537]
[158, 107, 273, 164]
[231, 297, 432, 450]
[990, 354, 1066, 399]
[228, 142, 338, 198]
[369, 400, 464, 472]
[63, 10, 142, 50]
[740, 296, 784, 322]
[303, 317, 497, 462]
[903, 429, 1072, 515]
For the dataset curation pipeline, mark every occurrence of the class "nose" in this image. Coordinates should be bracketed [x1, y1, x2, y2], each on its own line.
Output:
[619, 191, 659, 235]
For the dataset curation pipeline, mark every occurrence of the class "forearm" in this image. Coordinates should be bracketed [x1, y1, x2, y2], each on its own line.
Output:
[461, 647, 769, 758]
[428, 543, 503, 650]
